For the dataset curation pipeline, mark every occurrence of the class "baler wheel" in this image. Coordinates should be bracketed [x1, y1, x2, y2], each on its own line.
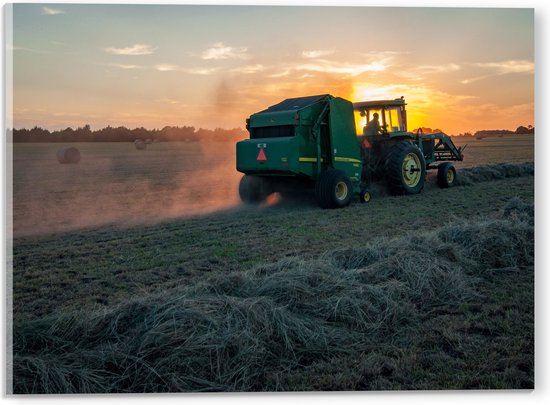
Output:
[315, 169, 353, 209]
[360, 189, 372, 203]
[385, 141, 426, 195]
[238, 175, 269, 204]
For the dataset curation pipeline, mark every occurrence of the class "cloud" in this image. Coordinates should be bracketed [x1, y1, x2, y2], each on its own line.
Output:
[460, 76, 489, 85]
[154, 64, 179, 72]
[105, 44, 156, 56]
[267, 70, 290, 78]
[42, 7, 65, 15]
[107, 62, 219, 75]
[110, 63, 142, 70]
[293, 59, 388, 76]
[393, 63, 462, 81]
[7, 44, 48, 54]
[184, 67, 220, 75]
[301, 49, 335, 58]
[474, 60, 534, 74]
[461, 60, 534, 84]
[231, 64, 266, 74]
[416, 64, 461, 73]
[201, 42, 249, 60]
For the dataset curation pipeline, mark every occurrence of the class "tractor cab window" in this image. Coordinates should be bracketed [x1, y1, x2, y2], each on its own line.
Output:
[355, 105, 407, 136]
[355, 108, 383, 136]
[384, 107, 405, 133]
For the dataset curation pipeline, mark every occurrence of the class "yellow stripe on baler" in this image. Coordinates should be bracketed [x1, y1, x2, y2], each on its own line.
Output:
[299, 157, 360, 163]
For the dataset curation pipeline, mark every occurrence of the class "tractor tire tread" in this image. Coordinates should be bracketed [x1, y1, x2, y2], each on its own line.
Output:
[315, 169, 353, 209]
[385, 140, 426, 195]
[437, 162, 456, 188]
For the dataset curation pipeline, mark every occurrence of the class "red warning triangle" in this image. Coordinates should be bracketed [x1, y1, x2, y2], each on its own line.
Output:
[257, 147, 267, 161]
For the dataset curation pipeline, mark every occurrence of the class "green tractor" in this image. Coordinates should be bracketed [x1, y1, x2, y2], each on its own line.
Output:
[236, 94, 463, 208]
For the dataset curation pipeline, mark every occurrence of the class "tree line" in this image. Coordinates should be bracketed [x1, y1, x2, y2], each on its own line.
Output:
[10, 123, 534, 142]
[10, 125, 249, 143]
[453, 125, 534, 138]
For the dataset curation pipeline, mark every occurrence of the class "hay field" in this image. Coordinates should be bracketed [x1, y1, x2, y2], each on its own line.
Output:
[451, 134, 533, 168]
[12, 142, 241, 237]
[10, 135, 534, 392]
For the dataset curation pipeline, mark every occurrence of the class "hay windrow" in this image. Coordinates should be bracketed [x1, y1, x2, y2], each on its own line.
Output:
[453, 162, 534, 186]
[367, 162, 533, 197]
[12, 198, 534, 393]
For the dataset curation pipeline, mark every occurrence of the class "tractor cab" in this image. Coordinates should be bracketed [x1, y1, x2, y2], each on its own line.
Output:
[353, 97, 408, 137]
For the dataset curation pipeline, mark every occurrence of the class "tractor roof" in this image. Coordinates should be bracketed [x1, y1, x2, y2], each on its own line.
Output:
[258, 94, 332, 113]
[353, 98, 406, 110]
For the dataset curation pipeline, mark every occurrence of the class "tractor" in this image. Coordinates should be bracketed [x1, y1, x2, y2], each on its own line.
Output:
[236, 94, 463, 208]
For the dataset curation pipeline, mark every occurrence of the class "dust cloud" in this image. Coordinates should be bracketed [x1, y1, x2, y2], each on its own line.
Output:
[11, 142, 244, 237]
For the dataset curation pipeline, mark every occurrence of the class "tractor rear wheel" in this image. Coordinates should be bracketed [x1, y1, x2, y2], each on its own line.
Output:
[437, 162, 457, 188]
[315, 169, 353, 209]
[239, 175, 269, 204]
[385, 141, 426, 195]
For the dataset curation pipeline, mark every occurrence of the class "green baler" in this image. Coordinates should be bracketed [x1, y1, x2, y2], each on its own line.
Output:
[236, 94, 463, 208]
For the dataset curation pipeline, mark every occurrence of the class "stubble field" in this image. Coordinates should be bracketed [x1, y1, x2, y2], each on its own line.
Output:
[9, 134, 534, 393]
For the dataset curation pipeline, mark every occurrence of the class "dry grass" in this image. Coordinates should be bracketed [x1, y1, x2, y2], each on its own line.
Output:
[454, 162, 534, 186]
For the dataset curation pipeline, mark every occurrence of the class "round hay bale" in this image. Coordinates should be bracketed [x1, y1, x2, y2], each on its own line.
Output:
[145, 138, 153, 144]
[57, 147, 81, 164]
[134, 139, 147, 150]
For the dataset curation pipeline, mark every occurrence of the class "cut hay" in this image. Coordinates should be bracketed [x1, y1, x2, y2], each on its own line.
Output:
[56, 147, 80, 164]
[365, 162, 533, 198]
[454, 162, 534, 186]
[12, 198, 534, 393]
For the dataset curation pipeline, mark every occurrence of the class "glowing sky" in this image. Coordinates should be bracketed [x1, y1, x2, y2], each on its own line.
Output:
[8, 4, 534, 134]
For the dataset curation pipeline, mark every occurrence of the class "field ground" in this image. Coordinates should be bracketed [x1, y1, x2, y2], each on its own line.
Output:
[10, 135, 533, 237]
[451, 134, 533, 168]
[9, 135, 534, 392]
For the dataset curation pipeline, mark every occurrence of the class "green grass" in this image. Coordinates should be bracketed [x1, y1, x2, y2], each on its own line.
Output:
[10, 157, 535, 392]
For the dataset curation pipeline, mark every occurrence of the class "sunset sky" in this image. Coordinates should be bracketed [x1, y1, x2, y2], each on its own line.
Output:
[7, 3, 534, 134]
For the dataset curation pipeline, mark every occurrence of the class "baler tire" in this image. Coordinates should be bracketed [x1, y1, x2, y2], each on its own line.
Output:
[437, 162, 457, 188]
[315, 169, 353, 209]
[385, 141, 426, 195]
[239, 175, 269, 204]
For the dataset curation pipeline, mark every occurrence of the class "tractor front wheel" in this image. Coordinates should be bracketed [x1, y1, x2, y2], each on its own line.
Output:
[385, 141, 426, 195]
[239, 175, 269, 204]
[437, 162, 457, 188]
[315, 169, 353, 209]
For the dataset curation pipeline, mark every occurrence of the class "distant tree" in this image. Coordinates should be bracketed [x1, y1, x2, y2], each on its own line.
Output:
[515, 126, 529, 134]
[515, 125, 534, 134]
